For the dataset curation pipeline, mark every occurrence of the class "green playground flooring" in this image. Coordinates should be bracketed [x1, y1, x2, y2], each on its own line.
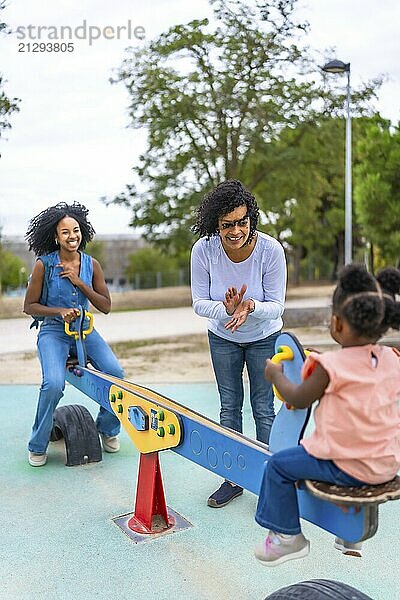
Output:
[1, 383, 398, 600]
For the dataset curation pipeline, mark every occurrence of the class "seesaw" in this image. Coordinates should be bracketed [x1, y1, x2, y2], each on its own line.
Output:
[56, 308, 399, 542]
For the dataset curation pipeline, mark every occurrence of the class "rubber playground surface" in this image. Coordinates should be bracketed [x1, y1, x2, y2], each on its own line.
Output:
[1, 382, 398, 600]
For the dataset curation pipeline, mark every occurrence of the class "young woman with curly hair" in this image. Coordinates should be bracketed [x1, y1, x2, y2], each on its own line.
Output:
[24, 202, 124, 466]
[191, 180, 287, 508]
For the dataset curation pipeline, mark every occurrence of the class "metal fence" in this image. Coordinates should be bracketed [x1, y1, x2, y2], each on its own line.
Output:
[129, 268, 190, 290]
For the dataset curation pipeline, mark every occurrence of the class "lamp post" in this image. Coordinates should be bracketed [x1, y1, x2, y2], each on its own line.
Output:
[19, 266, 26, 292]
[321, 59, 352, 265]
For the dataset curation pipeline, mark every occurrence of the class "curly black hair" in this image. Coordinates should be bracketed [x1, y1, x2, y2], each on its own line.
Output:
[25, 202, 95, 256]
[191, 180, 259, 244]
[332, 264, 400, 339]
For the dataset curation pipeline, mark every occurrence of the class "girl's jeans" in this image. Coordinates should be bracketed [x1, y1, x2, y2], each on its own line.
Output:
[255, 445, 366, 534]
[28, 325, 124, 454]
[208, 330, 280, 445]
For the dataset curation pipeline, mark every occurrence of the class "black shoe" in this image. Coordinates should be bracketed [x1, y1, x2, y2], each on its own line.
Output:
[207, 481, 243, 508]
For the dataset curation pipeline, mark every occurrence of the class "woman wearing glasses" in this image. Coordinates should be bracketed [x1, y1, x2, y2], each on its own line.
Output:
[191, 179, 287, 508]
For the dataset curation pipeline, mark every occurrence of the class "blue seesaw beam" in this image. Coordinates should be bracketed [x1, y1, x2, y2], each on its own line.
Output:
[65, 310, 377, 543]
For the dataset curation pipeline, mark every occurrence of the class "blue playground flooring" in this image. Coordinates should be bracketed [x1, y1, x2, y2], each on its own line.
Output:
[1, 382, 398, 600]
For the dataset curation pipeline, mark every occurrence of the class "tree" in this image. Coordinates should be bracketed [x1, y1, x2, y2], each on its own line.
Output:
[354, 120, 400, 267]
[86, 239, 105, 266]
[0, 248, 28, 291]
[107, 0, 377, 254]
[105, 0, 381, 285]
[0, 225, 28, 292]
[0, 75, 19, 145]
[125, 247, 181, 288]
[254, 116, 384, 281]
[0, 1, 20, 155]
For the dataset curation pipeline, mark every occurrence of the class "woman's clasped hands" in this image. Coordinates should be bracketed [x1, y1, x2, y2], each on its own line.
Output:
[223, 283, 255, 333]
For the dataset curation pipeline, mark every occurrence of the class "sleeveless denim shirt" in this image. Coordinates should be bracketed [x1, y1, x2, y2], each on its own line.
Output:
[38, 250, 93, 329]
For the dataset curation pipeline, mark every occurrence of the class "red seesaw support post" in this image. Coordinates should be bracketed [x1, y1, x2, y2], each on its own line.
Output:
[128, 451, 175, 534]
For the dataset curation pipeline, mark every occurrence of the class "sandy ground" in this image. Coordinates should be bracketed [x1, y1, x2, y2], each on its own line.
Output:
[3, 319, 400, 386]
[0, 333, 210, 385]
[0, 333, 217, 385]
[2, 282, 398, 386]
[0, 284, 334, 384]
[0, 328, 338, 385]
[3, 325, 400, 386]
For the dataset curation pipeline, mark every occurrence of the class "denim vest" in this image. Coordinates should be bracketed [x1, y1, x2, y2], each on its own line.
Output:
[39, 251, 93, 328]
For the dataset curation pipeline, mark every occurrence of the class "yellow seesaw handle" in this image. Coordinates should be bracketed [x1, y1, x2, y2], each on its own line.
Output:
[271, 345, 294, 365]
[82, 311, 94, 338]
[64, 310, 94, 340]
[270, 345, 294, 404]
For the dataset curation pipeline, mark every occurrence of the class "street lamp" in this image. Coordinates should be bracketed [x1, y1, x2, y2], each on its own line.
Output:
[321, 59, 352, 265]
[19, 266, 26, 291]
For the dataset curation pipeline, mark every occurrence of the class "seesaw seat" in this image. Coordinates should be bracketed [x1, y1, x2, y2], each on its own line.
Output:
[304, 476, 400, 506]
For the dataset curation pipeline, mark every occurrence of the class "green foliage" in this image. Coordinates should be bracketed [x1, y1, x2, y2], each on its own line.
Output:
[125, 247, 185, 288]
[108, 0, 377, 252]
[354, 120, 400, 266]
[106, 0, 381, 281]
[86, 239, 105, 266]
[127, 247, 177, 274]
[0, 224, 28, 291]
[0, 248, 28, 290]
[253, 116, 386, 279]
[0, 76, 19, 139]
[0, 3, 20, 154]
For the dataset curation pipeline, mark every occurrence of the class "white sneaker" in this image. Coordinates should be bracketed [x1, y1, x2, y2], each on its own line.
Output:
[28, 451, 47, 467]
[254, 531, 310, 567]
[334, 537, 363, 557]
[100, 434, 120, 453]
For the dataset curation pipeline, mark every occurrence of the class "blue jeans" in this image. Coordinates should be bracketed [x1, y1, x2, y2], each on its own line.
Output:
[208, 330, 280, 444]
[28, 325, 124, 454]
[255, 445, 366, 534]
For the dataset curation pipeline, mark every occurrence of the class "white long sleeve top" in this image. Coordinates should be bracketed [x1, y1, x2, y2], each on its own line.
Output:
[190, 232, 287, 343]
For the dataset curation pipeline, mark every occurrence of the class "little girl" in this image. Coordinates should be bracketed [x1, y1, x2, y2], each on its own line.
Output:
[255, 264, 400, 566]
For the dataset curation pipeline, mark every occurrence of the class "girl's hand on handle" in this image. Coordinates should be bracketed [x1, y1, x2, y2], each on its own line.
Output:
[223, 283, 247, 316]
[59, 307, 79, 323]
[265, 358, 283, 383]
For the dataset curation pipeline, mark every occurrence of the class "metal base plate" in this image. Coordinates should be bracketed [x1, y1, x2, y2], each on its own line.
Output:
[112, 507, 193, 543]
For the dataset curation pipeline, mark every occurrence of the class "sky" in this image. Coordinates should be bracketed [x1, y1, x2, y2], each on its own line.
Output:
[1, 0, 399, 239]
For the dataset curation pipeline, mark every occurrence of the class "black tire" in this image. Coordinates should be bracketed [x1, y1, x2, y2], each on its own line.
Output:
[50, 404, 102, 466]
[50, 424, 63, 442]
[264, 579, 374, 599]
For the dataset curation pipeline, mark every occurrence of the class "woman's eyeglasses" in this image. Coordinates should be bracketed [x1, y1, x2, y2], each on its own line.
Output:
[220, 216, 250, 230]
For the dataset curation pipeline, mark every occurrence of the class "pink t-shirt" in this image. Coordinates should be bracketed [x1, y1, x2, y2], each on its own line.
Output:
[300, 345, 400, 484]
